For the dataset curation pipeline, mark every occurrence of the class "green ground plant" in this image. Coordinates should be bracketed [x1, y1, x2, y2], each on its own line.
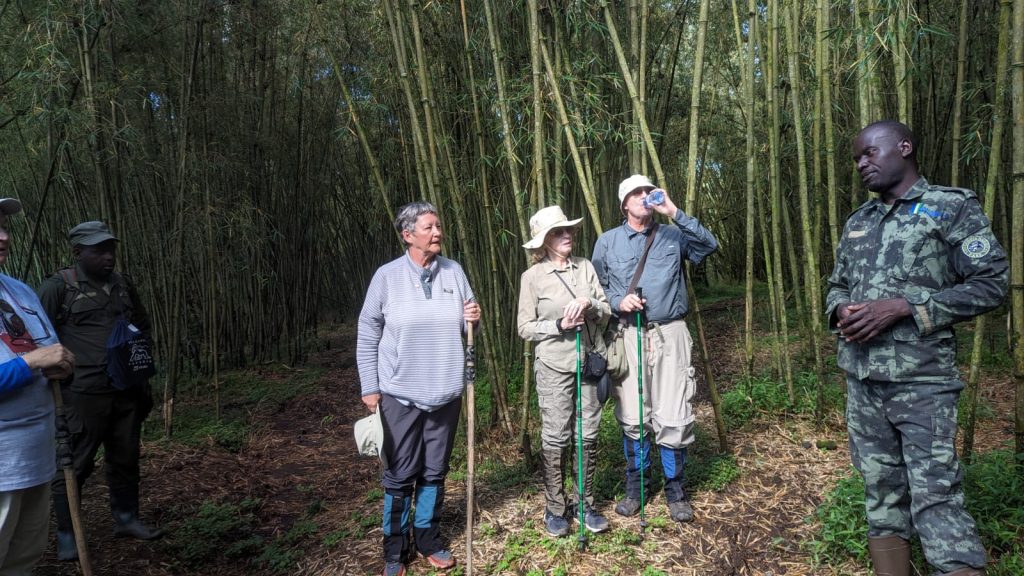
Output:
[721, 371, 844, 430]
[144, 366, 324, 449]
[170, 498, 262, 565]
[808, 450, 1024, 574]
[688, 453, 741, 492]
[255, 517, 319, 573]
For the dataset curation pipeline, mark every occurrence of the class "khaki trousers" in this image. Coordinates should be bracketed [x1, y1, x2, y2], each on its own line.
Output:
[0, 482, 50, 576]
[611, 318, 696, 448]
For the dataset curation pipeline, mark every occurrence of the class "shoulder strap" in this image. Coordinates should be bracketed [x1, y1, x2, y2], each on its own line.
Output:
[551, 265, 599, 346]
[552, 268, 576, 299]
[56, 268, 78, 326]
[627, 223, 658, 296]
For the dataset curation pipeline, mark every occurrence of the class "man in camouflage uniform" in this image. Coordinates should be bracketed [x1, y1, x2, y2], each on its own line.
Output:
[826, 120, 1007, 576]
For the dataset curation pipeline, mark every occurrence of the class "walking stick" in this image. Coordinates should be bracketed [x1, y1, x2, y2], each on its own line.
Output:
[574, 325, 587, 551]
[635, 287, 647, 534]
[464, 324, 476, 576]
[50, 380, 93, 576]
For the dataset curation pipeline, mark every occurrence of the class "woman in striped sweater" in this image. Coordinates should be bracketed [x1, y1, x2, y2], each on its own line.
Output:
[357, 201, 481, 576]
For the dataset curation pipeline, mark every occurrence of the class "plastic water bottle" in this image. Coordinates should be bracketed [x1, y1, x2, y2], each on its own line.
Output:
[643, 188, 665, 209]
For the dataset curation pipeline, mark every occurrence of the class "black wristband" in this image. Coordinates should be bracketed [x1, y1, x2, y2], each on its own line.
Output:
[556, 318, 564, 333]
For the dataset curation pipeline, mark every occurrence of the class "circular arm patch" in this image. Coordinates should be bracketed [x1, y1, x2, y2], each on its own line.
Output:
[961, 235, 991, 258]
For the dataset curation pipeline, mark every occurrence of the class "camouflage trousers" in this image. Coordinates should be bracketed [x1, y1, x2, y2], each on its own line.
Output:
[846, 377, 986, 573]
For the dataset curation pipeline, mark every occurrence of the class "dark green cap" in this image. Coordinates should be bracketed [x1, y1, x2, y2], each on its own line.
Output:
[0, 198, 23, 216]
[69, 221, 118, 246]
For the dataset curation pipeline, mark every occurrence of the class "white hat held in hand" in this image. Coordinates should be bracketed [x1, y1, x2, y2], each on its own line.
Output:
[354, 410, 387, 467]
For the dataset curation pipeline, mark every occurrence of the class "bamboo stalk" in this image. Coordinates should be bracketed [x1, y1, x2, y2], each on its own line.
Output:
[1007, 0, 1023, 457]
[766, 3, 795, 401]
[963, 0, 1012, 464]
[600, 1, 665, 185]
[784, 0, 826, 419]
[950, 0, 970, 187]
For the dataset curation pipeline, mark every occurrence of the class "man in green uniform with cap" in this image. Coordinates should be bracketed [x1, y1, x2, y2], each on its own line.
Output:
[38, 221, 161, 561]
[826, 120, 1007, 576]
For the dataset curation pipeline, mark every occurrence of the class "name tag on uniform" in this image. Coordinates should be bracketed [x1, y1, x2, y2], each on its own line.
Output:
[847, 230, 868, 238]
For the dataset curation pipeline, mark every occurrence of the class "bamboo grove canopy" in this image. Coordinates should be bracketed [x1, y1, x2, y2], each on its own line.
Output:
[1, 0, 1023, 450]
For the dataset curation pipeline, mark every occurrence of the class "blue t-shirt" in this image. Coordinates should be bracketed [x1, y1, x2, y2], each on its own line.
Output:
[0, 274, 58, 492]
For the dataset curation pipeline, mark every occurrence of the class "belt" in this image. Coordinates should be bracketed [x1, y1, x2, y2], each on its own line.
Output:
[620, 316, 681, 330]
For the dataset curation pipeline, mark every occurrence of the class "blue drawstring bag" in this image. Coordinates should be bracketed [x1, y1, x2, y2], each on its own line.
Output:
[106, 318, 156, 390]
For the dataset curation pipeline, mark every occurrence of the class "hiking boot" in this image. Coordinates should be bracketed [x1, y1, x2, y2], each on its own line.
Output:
[584, 507, 610, 533]
[424, 549, 456, 570]
[668, 499, 694, 523]
[382, 560, 406, 576]
[544, 510, 570, 537]
[614, 497, 640, 517]
[56, 530, 78, 562]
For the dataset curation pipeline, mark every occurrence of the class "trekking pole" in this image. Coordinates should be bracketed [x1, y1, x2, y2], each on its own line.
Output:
[635, 287, 647, 534]
[574, 325, 587, 551]
[464, 323, 476, 576]
[51, 380, 93, 576]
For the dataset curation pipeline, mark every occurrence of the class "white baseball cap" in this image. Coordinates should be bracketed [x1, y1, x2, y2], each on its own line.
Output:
[617, 174, 656, 212]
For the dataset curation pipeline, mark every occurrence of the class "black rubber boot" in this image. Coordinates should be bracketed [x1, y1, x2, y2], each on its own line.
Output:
[52, 492, 79, 562]
[110, 486, 163, 540]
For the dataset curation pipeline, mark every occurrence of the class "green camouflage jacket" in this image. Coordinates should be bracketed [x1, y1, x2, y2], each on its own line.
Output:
[825, 177, 1008, 382]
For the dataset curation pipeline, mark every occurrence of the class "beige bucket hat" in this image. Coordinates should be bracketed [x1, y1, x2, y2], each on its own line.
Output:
[522, 206, 583, 249]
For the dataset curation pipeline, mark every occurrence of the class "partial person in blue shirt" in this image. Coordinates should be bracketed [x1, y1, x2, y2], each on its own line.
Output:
[0, 196, 76, 576]
[591, 175, 718, 524]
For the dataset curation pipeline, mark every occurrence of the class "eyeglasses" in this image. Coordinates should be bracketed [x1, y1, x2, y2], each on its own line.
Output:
[0, 299, 51, 345]
[548, 228, 575, 238]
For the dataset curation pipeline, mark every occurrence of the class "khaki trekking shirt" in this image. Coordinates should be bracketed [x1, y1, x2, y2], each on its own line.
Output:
[517, 256, 610, 374]
[825, 178, 1008, 382]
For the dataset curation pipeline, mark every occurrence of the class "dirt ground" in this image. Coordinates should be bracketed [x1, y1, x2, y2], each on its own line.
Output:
[33, 307, 1017, 576]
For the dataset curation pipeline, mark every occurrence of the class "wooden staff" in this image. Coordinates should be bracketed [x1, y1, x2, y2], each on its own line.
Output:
[51, 380, 93, 576]
[464, 324, 476, 575]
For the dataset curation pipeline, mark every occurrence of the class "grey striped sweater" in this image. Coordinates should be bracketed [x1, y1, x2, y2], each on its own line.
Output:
[357, 253, 475, 410]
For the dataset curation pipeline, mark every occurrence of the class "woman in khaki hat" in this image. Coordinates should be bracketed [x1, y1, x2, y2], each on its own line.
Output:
[516, 206, 611, 537]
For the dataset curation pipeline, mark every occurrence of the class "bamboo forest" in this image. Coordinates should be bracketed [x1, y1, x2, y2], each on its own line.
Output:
[1, 0, 1023, 574]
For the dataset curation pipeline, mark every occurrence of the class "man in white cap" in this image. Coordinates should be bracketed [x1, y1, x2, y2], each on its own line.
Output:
[0, 197, 76, 574]
[37, 221, 161, 561]
[592, 175, 717, 523]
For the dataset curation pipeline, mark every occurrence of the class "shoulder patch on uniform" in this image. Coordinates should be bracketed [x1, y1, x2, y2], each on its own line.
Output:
[961, 235, 991, 258]
[929, 185, 976, 200]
